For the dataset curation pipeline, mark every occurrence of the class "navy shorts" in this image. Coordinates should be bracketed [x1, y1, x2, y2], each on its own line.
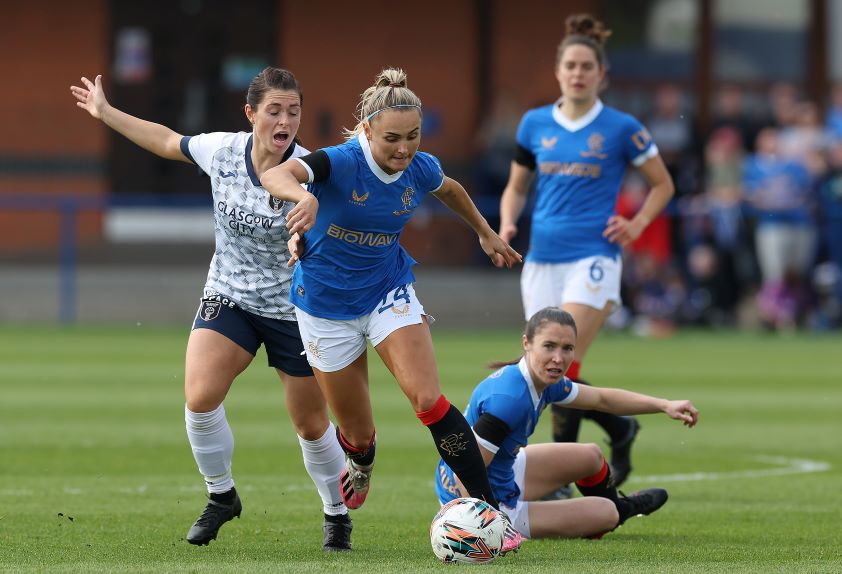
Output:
[192, 294, 313, 377]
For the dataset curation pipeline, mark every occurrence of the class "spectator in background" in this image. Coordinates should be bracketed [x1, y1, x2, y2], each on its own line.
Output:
[743, 127, 816, 330]
[474, 92, 522, 198]
[813, 140, 842, 328]
[824, 83, 842, 141]
[768, 82, 800, 130]
[708, 84, 759, 153]
[646, 83, 698, 196]
[698, 126, 753, 322]
[778, 101, 832, 175]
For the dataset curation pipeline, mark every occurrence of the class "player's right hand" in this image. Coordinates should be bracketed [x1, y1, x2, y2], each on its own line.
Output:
[70, 75, 108, 120]
[286, 193, 319, 235]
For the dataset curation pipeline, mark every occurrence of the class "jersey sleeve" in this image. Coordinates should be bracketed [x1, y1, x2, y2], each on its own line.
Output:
[295, 150, 331, 184]
[546, 378, 579, 405]
[514, 113, 537, 168]
[622, 116, 659, 167]
[414, 152, 445, 193]
[476, 393, 528, 445]
[180, 132, 236, 175]
[318, 143, 358, 190]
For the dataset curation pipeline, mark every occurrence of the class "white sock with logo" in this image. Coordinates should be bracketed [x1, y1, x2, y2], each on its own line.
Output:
[185, 404, 235, 494]
[298, 422, 347, 516]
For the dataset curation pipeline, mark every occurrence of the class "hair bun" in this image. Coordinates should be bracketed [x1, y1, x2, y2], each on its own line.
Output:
[564, 13, 611, 45]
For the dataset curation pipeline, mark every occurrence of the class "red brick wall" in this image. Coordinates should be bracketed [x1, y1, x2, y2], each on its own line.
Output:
[0, 2, 109, 253]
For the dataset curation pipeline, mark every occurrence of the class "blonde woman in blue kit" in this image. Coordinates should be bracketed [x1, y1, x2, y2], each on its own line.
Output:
[262, 68, 525, 554]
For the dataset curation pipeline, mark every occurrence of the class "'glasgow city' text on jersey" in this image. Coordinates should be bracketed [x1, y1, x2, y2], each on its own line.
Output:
[180, 131, 307, 320]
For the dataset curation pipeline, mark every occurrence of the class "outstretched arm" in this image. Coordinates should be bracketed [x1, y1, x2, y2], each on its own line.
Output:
[70, 75, 187, 162]
[498, 162, 533, 244]
[568, 384, 698, 427]
[432, 176, 522, 268]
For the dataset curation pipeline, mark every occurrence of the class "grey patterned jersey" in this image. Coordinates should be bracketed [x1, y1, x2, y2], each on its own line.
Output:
[181, 131, 308, 320]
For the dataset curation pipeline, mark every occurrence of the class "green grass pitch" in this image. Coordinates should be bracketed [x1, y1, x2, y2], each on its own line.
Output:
[2, 325, 841, 573]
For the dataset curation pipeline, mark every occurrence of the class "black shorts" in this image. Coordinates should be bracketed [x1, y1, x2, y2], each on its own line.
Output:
[192, 294, 313, 377]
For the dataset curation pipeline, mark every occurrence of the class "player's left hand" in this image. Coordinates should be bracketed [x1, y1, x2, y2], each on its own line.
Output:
[664, 399, 699, 428]
[603, 215, 644, 247]
[480, 232, 522, 269]
[287, 233, 304, 268]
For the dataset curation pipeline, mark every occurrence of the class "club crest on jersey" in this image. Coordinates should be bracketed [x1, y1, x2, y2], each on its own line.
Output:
[268, 195, 284, 212]
[393, 186, 415, 216]
[199, 300, 221, 321]
[349, 189, 369, 206]
[541, 136, 557, 150]
[297, 286, 305, 297]
[581, 132, 608, 159]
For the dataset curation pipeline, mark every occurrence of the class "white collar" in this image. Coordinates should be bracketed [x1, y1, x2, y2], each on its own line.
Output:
[358, 133, 404, 184]
[517, 357, 541, 409]
[551, 98, 603, 132]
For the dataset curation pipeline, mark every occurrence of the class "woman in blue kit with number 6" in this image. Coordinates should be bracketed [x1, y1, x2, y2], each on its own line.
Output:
[498, 14, 676, 491]
[261, 68, 524, 553]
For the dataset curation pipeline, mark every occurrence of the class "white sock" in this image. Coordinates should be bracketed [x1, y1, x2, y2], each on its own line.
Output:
[298, 422, 347, 516]
[185, 404, 235, 494]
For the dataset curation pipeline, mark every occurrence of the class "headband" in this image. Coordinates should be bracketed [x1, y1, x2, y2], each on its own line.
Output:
[366, 104, 422, 122]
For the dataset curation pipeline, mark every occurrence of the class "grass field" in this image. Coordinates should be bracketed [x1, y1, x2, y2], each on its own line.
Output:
[2, 325, 841, 573]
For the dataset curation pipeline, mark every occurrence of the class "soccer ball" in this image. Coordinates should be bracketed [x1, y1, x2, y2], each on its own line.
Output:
[430, 497, 507, 564]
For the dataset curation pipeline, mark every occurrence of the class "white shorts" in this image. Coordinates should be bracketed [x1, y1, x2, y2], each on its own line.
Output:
[294, 283, 426, 372]
[521, 256, 622, 319]
[500, 449, 531, 538]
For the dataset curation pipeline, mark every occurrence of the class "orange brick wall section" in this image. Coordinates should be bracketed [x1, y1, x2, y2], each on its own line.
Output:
[0, 2, 108, 254]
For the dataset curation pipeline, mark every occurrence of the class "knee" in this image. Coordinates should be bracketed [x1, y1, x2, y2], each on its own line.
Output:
[291, 414, 330, 441]
[582, 442, 606, 473]
[596, 498, 620, 531]
[411, 390, 443, 413]
[185, 394, 222, 413]
[184, 377, 226, 413]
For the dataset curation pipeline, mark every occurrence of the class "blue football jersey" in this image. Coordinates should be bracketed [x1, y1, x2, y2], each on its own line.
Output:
[434, 358, 579, 507]
[291, 134, 445, 319]
[516, 99, 658, 263]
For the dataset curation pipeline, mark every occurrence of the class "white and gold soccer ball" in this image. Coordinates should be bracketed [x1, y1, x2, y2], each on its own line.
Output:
[429, 497, 506, 564]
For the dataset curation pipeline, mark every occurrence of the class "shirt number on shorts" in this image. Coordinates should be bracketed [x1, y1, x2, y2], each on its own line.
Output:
[378, 285, 411, 314]
[589, 260, 604, 282]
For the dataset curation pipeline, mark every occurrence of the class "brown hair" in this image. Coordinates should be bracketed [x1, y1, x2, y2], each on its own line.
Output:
[488, 307, 578, 369]
[245, 67, 304, 144]
[556, 13, 612, 69]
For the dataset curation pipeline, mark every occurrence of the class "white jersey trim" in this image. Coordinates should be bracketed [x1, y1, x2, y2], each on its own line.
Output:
[631, 143, 659, 167]
[517, 357, 541, 409]
[551, 98, 604, 132]
[552, 379, 579, 405]
[358, 133, 404, 184]
[295, 157, 315, 183]
[474, 431, 500, 454]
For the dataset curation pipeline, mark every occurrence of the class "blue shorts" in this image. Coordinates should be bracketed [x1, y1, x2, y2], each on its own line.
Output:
[192, 294, 313, 377]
